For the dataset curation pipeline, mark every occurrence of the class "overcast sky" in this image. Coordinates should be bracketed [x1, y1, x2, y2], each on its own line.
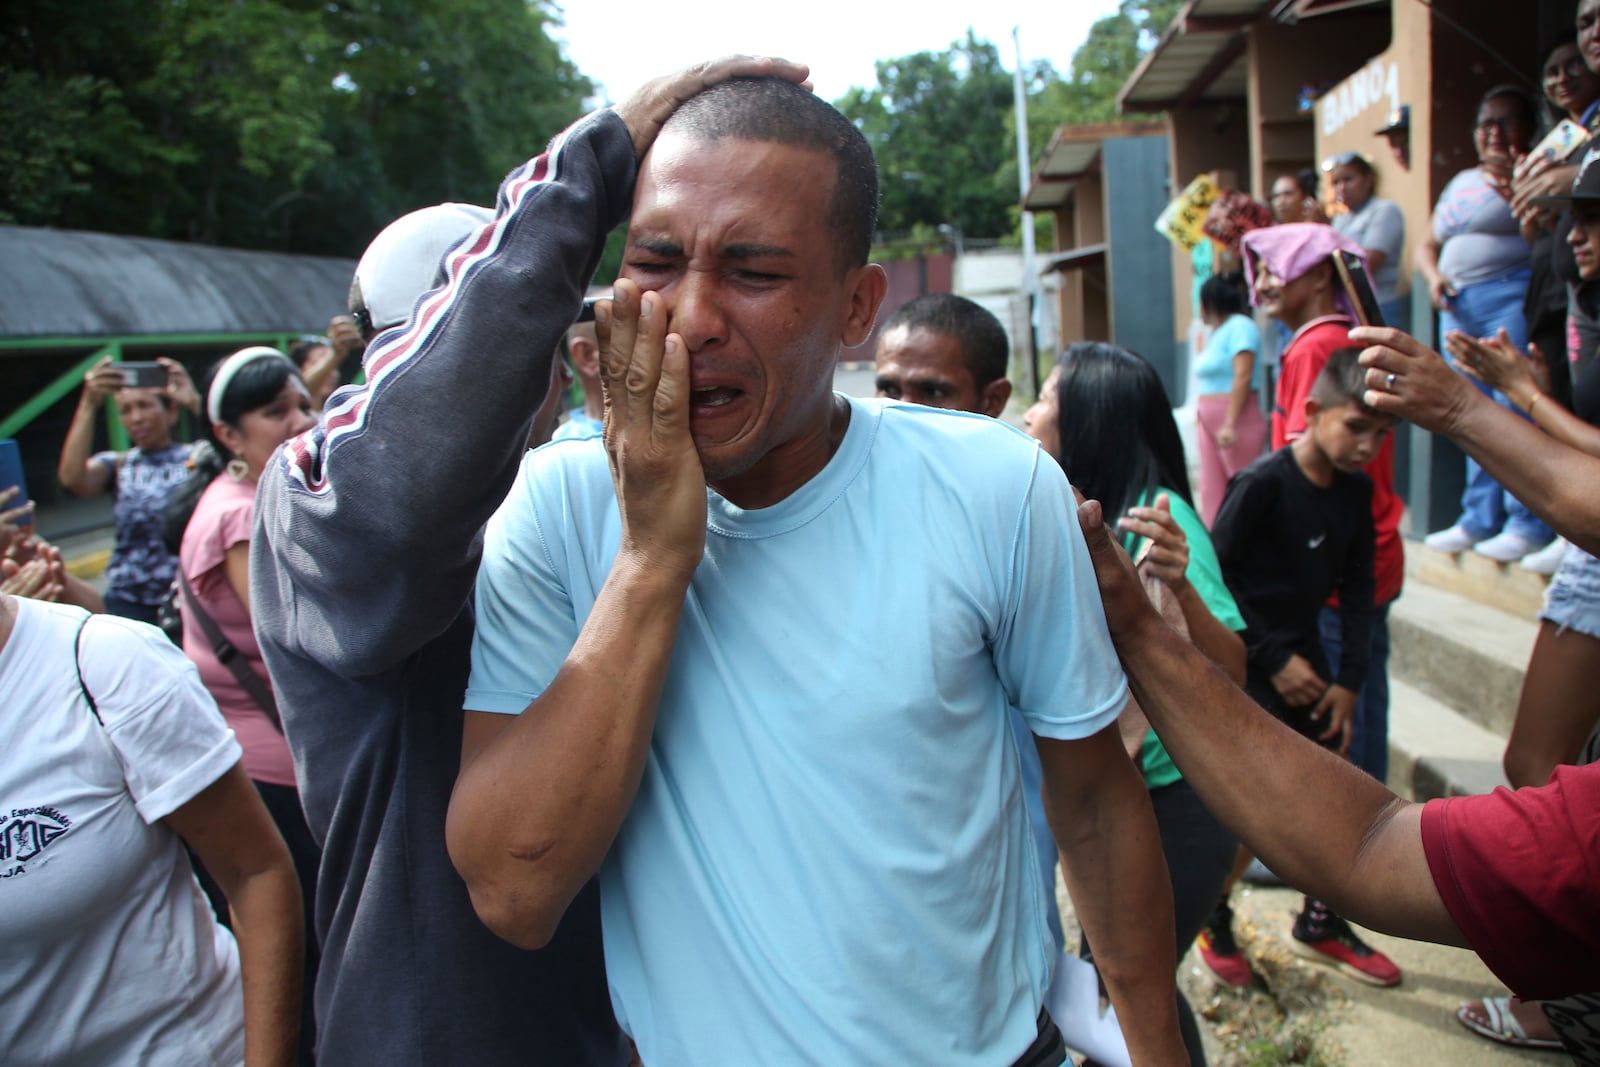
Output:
[555, 0, 1124, 106]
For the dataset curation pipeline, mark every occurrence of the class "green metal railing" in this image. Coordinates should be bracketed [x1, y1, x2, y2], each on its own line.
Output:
[0, 331, 365, 446]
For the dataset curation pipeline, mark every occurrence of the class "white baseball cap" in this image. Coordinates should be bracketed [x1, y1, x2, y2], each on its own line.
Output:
[350, 202, 495, 334]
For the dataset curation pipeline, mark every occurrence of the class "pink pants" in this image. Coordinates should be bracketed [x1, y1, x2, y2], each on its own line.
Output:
[1195, 392, 1267, 526]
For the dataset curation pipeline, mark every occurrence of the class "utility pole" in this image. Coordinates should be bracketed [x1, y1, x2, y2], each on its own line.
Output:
[1012, 26, 1041, 396]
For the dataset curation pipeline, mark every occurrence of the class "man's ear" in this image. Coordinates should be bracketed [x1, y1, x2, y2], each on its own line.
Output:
[1309, 258, 1335, 293]
[841, 263, 889, 349]
[570, 336, 601, 375]
[980, 378, 1012, 419]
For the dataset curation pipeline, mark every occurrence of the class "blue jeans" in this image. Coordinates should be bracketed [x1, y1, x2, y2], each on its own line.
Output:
[1318, 602, 1391, 783]
[1439, 269, 1552, 543]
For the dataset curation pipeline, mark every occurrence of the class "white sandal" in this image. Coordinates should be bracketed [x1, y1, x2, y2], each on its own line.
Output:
[1455, 996, 1563, 1051]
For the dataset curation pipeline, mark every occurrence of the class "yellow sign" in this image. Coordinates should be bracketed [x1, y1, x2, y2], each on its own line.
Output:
[1154, 174, 1219, 251]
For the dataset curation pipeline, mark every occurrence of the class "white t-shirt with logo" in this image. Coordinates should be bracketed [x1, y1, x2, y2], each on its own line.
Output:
[0, 599, 245, 1066]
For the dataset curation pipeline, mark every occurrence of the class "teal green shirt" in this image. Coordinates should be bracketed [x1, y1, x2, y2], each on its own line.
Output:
[1128, 488, 1245, 790]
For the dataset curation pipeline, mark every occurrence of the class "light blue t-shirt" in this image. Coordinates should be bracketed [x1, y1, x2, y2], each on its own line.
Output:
[467, 396, 1128, 1066]
[550, 410, 602, 441]
[1195, 313, 1263, 396]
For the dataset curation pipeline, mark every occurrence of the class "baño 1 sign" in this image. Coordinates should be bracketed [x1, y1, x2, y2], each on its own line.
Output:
[1319, 59, 1399, 138]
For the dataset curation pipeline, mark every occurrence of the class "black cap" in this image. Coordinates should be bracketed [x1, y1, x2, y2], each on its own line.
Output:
[1373, 106, 1409, 136]
[1531, 147, 1600, 209]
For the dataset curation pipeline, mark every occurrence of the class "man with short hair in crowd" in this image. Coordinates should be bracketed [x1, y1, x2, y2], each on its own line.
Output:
[553, 301, 606, 441]
[447, 76, 1184, 1066]
[250, 57, 795, 1066]
[874, 292, 1012, 417]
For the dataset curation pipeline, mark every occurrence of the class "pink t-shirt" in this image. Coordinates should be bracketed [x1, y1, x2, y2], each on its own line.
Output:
[179, 476, 295, 786]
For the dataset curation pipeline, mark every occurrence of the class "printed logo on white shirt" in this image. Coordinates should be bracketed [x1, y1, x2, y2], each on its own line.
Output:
[1, 806, 71, 878]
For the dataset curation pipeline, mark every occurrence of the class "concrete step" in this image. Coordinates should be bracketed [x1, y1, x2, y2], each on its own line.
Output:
[1386, 677, 1509, 802]
[1388, 579, 1534, 740]
[1406, 541, 1549, 621]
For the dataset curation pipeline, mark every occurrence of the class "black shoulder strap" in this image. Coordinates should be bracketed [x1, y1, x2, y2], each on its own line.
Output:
[176, 569, 283, 733]
[73, 613, 104, 725]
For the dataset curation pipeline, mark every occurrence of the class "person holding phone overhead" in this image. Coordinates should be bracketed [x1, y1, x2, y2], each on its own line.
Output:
[58, 356, 200, 624]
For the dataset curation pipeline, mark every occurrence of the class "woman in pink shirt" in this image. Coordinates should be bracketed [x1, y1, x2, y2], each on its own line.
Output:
[171, 346, 318, 1063]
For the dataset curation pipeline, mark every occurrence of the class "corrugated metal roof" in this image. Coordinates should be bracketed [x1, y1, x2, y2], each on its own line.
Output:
[1040, 244, 1108, 273]
[1118, 0, 1270, 112]
[0, 226, 356, 340]
[1022, 123, 1166, 211]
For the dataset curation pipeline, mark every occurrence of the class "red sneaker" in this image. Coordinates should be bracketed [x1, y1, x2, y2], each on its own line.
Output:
[1290, 913, 1402, 987]
[1196, 926, 1253, 987]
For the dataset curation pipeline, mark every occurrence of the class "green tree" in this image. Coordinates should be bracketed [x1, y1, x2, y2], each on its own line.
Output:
[1, 0, 334, 244]
[837, 31, 1018, 239]
[297, 0, 593, 254]
[837, 6, 1180, 246]
[0, 0, 592, 257]
[1027, 0, 1182, 130]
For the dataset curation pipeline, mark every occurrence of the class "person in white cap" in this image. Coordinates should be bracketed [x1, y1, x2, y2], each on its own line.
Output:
[249, 56, 804, 1065]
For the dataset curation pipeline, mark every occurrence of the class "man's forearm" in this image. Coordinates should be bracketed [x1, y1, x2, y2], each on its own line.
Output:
[57, 401, 99, 494]
[1112, 613, 1461, 943]
[1042, 730, 1183, 1064]
[230, 864, 305, 1067]
[1356, 327, 1600, 557]
[1174, 582, 1246, 684]
[447, 556, 689, 950]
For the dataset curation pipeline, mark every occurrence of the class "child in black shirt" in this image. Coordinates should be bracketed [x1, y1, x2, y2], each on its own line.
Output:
[1208, 348, 1403, 988]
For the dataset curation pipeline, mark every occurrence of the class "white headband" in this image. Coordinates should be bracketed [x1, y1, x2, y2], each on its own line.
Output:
[207, 347, 295, 424]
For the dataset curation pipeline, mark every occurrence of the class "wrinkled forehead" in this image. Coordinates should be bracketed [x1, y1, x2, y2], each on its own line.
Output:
[876, 324, 970, 375]
[636, 128, 835, 191]
[118, 387, 167, 408]
[629, 130, 841, 253]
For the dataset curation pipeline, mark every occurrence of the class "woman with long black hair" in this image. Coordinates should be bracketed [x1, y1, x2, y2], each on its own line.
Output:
[1024, 342, 1247, 1065]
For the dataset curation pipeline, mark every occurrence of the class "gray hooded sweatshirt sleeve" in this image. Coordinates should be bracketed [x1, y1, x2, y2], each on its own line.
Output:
[250, 109, 634, 1066]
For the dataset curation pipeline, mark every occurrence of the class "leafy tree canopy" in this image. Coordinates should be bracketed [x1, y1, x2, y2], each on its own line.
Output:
[0, 0, 591, 256]
[836, 0, 1181, 244]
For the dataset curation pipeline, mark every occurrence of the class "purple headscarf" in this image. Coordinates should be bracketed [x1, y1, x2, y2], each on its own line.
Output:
[1240, 223, 1367, 321]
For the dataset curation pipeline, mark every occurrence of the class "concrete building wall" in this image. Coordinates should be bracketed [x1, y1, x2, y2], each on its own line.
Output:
[1247, 9, 1393, 200]
[954, 250, 1023, 295]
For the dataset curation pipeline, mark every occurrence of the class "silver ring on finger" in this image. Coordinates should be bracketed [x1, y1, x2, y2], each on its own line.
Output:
[1385, 373, 1397, 390]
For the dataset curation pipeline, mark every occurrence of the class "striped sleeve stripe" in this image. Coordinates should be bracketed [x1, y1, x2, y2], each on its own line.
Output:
[282, 133, 570, 493]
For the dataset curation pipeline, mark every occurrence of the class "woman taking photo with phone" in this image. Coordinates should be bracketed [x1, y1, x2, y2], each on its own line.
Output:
[166, 346, 319, 1063]
[57, 356, 200, 624]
